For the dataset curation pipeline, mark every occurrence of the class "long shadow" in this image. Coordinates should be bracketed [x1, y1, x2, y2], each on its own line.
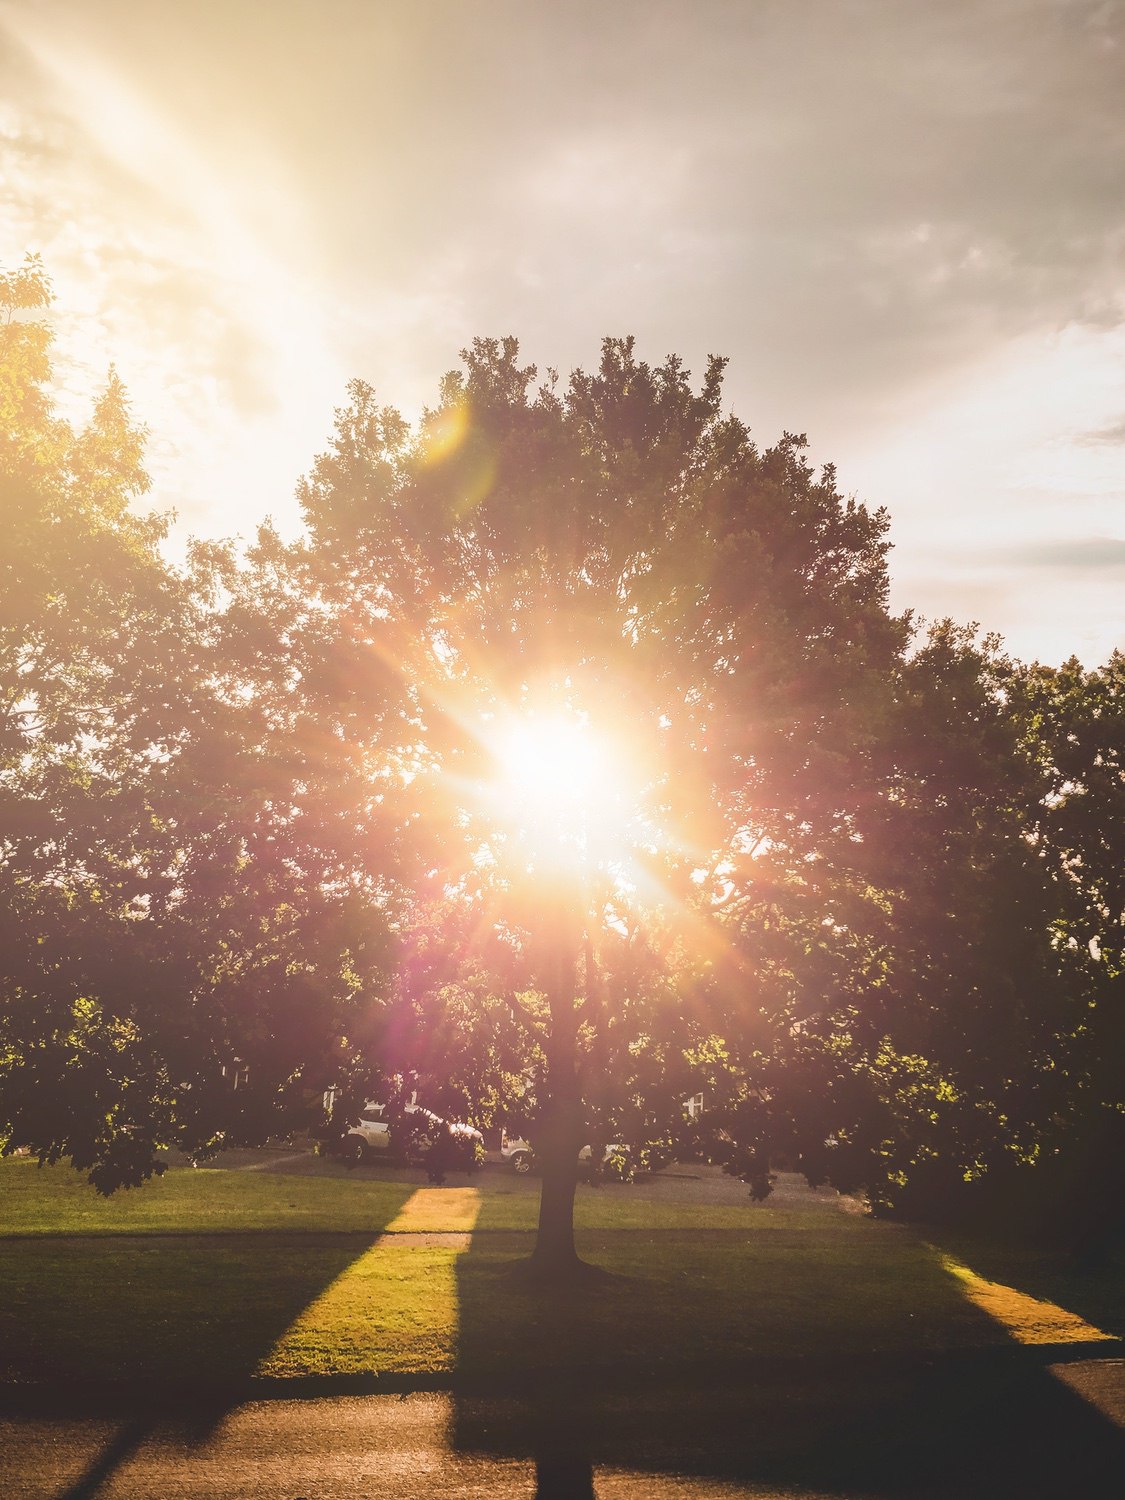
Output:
[1, 1167, 418, 1499]
[12, 1169, 1124, 1497]
[53, 1417, 154, 1500]
[451, 1359, 1125, 1499]
[451, 1181, 1125, 1497]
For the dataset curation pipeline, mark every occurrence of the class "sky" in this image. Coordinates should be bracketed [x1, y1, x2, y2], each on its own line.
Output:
[1, 0, 1123, 666]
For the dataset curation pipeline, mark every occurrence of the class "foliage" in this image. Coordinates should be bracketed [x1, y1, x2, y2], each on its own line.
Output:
[0, 260, 397, 1189]
[423, 1122, 485, 1184]
[986, 651, 1125, 1250]
[293, 335, 908, 1264]
[698, 625, 1123, 1242]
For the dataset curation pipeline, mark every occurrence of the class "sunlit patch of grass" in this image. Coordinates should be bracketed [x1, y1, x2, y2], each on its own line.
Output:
[261, 1189, 483, 1377]
[927, 1229, 1125, 1342]
[935, 1250, 1117, 1345]
[387, 1186, 482, 1233]
[259, 1243, 468, 1377]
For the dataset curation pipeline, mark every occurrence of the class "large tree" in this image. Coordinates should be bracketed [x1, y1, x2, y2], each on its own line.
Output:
[8, 272, 1113, 1262]
[296, 335, 907, 1276]
[996, 650, 1125, 1248]
[0, 255, 198, 1187]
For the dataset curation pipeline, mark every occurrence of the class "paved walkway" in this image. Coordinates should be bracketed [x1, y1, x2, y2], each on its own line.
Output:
[3, 1359, 1123, 1499]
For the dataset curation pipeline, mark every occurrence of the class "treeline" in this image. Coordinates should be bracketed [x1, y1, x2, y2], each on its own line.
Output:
[1, 257, 1121, 1248]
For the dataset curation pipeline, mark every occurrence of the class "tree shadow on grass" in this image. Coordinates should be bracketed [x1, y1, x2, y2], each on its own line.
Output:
[451, 1199, 1125, 1497]
[7, 1229, 411, 1395]
[0, 1178, 419, 1499]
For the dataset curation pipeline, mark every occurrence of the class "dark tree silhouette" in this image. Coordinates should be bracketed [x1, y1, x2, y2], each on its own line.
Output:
[295, 335, 906, 1276]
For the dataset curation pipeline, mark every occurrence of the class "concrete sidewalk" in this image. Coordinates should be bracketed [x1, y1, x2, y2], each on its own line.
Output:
[2, 1352, 1123, 1499]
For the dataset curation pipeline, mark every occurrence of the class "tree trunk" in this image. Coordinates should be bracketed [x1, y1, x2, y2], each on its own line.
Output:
[530, 1075, 583, 1275]
[526, 909, 587, 1279]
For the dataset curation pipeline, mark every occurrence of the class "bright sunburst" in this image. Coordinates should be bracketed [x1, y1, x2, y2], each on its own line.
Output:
[486, 708, 638, 877]
[496, 715, 609, 808]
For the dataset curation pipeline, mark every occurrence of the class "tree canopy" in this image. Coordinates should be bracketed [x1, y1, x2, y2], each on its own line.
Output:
[292, 335, 910, 1270]
[0, 260, 395, 1189]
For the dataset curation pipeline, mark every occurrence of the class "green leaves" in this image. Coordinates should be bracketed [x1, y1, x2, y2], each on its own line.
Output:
[294, 332, 911, 1185]
[0, 265, 400, 1191]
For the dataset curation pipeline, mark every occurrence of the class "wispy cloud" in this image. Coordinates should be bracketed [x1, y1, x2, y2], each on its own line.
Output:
[1079, 419, 1125, 446]
[1, 0, 1123, 662]
[1005, 536, 1125, 571]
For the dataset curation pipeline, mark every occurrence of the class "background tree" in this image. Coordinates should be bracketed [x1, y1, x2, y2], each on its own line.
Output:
[702, 622, 1122, 1249]
[994, 651, 1125, 1250]
[1, 254, 197, 1187]
[0, 262, 399, 1189]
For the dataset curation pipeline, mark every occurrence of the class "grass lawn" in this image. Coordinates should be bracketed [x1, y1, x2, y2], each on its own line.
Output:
[0, 1156, 423, 1237]
[0, 1155, 809, 1236]
[1, 1156, 1119, 1392]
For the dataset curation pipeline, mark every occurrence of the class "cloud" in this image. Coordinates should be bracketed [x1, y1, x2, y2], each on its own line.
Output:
[0, 0, 351, 539]
[9, 0, 1123, 442]
[303, 0, 1125, 449]
[2, 0, 1123, 663]
[1004, 536, 1125, 571]
[1080, 418, 1125, 445]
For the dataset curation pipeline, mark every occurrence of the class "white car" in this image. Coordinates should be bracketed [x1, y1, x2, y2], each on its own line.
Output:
[499, 1130, 629, 1175]
[345, 1102, 392, 1158]
[344, 1101, 482, 1163]
[499, 1128, 534, 1174]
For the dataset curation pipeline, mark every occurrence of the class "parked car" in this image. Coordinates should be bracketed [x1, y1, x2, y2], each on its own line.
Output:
[341, 1101, 483, 1164]
[498, 1128, 534, 1174]
[499, 1130, 630, 1178]
[343, 1101, 391, 1159]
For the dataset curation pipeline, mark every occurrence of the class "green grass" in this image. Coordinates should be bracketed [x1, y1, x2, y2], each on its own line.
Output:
[0, 1156, 419, 1237]
[0, 1156, 814, 1236]
[0, 1234, 466, 1385]
[926, 1228, 1125, 1345]
[0, 1222, 1002, 1388]
[1, 1156, 1118, 1392]
[454, 1228, 1007, 1380]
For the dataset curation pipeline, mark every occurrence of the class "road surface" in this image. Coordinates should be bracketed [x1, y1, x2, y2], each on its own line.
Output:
[2, 1357, 1123, 1500]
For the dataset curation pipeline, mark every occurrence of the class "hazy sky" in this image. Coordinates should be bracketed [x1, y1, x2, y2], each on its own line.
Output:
[2, 0, 1123, 664]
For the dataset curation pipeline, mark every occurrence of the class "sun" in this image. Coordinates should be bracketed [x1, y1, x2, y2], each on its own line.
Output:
[485, 708, 638, 876]
[495, 715, 608, 808]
